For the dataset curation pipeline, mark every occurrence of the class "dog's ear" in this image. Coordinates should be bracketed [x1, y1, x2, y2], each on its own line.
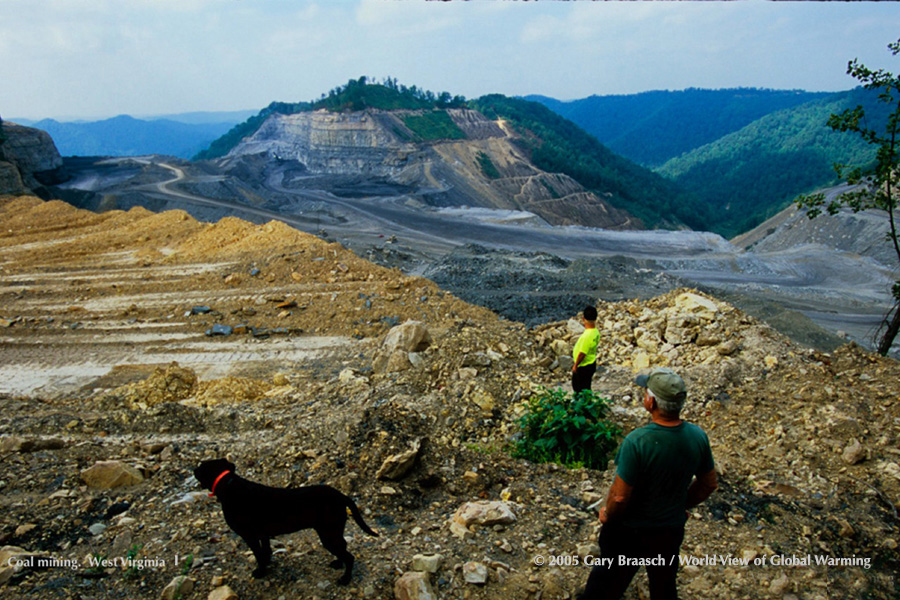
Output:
[193, 461, 212, 487]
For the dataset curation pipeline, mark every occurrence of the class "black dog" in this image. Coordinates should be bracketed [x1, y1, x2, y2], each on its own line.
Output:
[194, 458, 377, 585]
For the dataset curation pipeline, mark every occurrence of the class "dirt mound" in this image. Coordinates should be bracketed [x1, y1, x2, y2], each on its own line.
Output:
[99, 362, 198, 409]
[194, 376, 273, 406]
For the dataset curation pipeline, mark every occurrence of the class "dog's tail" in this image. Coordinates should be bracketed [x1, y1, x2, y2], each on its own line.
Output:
[346, 498, 379, 537]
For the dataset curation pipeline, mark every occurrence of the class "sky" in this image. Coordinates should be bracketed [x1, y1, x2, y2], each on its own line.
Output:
[2, 0, 899, 121]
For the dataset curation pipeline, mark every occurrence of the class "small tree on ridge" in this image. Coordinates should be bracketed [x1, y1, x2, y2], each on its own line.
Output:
[796, 38, 900, 356]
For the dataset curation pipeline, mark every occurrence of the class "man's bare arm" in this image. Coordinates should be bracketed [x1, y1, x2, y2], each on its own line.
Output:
[686, 469, 718, 509]
[599, 475, 633, 523]
[573, 352, 586, 373]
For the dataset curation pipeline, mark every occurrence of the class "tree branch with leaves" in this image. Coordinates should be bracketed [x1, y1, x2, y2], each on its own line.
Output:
[796, 38, 900, 356]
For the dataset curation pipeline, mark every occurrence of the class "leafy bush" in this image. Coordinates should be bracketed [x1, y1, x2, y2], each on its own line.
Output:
[513, 388, 621, 470]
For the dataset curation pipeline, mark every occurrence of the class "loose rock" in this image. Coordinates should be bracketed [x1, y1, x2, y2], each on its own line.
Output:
[80, 460, 144, 489]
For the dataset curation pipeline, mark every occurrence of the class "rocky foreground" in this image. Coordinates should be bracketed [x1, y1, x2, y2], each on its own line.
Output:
[0, 196, 898, 600]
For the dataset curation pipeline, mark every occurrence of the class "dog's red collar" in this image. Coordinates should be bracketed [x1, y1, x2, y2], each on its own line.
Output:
[209, 470, 231, 497]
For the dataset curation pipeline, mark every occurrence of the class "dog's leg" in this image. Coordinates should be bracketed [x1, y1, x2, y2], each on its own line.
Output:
[316, 529, 355, 586]
[260, 537, 273, 566]
[240, 534, 270, 578]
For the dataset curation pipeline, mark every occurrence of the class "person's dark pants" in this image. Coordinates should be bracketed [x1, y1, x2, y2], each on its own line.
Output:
[572, 362, 596, 395]
[578, 522, 685, 600]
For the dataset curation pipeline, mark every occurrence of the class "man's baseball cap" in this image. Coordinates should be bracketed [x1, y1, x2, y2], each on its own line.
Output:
[634, 368, 687, 403]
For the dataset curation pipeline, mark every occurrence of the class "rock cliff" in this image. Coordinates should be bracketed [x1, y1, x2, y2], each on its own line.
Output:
[225, 108, 635, 230]
[229, 110, 421, 177]
[0, 121, 67, 195]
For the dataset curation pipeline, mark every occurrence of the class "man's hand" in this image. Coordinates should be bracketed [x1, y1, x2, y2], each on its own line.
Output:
[602, 475, 634, 523]
[573, 352, 586, 373]
[686, 469, 718, 509]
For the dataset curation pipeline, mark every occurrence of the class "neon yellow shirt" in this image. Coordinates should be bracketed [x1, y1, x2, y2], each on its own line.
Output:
[572, 328, 600, 367]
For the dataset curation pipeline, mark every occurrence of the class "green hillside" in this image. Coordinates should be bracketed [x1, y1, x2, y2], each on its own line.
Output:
[657, 88, 886, 238]
[528, 89, 831, 167]
[469, 95, 707, 229]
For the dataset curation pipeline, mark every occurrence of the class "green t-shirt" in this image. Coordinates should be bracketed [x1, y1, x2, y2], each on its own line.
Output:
[615, 422, 714, 528]
[572, 328, 599, 367]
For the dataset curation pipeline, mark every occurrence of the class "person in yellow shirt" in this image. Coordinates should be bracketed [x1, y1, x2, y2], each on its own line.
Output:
[572, 305, 600, 395]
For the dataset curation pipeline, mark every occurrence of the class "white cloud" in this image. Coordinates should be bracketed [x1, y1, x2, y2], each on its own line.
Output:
[355, 0, 460, 35]
[2, 0, 899, 119]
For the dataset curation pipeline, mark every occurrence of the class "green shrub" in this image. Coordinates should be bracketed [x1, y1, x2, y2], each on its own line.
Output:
[512, 388, 621, 470]
[476, 151, 501, 179]
[402, 110, 466, 142]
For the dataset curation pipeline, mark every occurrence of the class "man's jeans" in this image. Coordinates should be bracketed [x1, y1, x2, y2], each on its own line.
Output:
[579, 521, 685, 600]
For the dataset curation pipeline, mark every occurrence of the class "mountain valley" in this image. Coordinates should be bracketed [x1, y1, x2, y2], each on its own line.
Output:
[50, 149, 898, 358]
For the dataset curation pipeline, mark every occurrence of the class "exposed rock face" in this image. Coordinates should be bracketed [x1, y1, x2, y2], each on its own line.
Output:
[447, 108, 506, 139]
[225, 108, 635, 229]
[0, 121, 66, 194]
[228, 110, 420, 177]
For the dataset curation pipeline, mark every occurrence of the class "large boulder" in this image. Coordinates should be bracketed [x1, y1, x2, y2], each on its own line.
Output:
[394, 571, 436, 600]
[81, 461, 144, 489]
[373, 321, 432, 373]
[0, 121, 66, 192]
[450, 500, 517, 537]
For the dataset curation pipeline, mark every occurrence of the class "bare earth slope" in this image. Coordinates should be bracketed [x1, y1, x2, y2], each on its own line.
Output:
[0, 197, 898, 600]
[226, 109, 634, 230]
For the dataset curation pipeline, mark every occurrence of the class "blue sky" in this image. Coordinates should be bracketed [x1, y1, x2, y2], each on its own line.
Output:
[2, 0, 899, 121]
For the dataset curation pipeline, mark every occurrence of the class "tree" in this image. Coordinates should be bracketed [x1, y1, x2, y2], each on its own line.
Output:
[796, 38, 900, 356]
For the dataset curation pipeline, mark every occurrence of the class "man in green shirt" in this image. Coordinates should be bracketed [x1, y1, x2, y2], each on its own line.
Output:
[571, 305, 600, 396]
[578, 368, 718, 600]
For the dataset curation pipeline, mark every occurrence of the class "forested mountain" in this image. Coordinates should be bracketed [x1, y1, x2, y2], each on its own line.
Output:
[657, 87, 887, 238]
[199, 79, 703, 229]
[31, 115, 236, 158]
[527, 88, 832, 167]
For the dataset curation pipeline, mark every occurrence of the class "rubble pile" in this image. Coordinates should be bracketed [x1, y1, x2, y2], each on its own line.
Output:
[99, 363, 199, 409]
[0, 196, 898, 599]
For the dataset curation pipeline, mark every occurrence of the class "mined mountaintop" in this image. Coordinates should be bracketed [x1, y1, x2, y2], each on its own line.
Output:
[0, 196, 898, 599]
[198, 79, 699, 230]
[221, 106, 636, 230]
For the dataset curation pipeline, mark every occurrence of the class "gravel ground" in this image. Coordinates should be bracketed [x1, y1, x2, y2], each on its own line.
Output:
[1, 195, 898, 600]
